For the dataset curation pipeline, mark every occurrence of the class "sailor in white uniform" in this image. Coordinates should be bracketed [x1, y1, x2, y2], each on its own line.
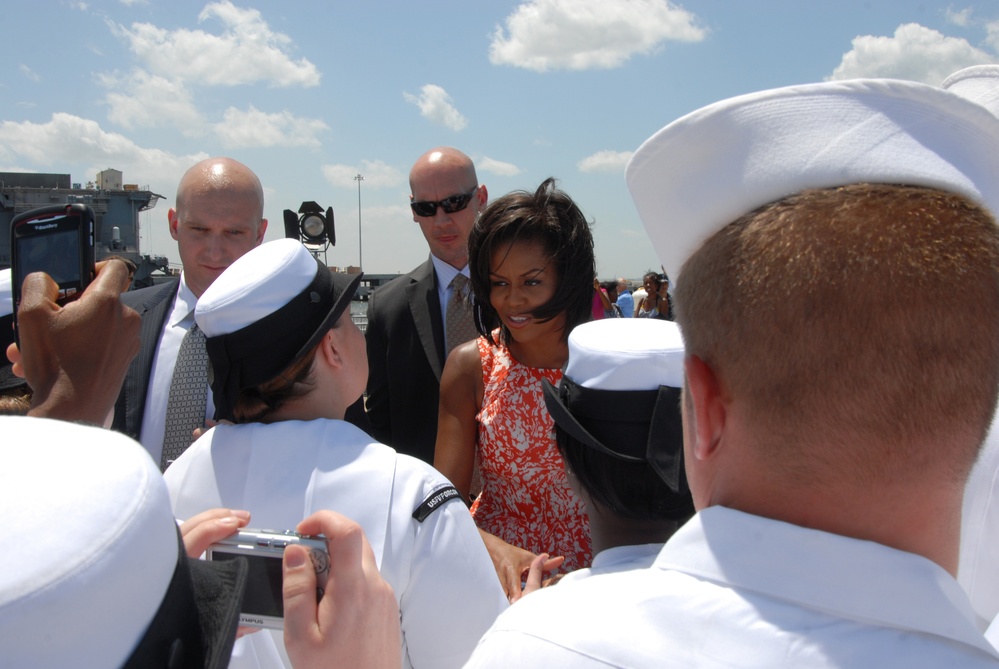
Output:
[538, 317, 694, 587]
[164, 239, 507, 669]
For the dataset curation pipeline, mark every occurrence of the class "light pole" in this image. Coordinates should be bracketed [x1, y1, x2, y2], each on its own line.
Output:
[354, 173, 364, 269]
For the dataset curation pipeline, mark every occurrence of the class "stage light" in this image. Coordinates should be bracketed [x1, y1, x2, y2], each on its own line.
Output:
[283, 201, 335, 248]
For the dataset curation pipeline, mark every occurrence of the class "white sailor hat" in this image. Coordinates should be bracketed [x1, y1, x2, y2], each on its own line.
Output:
[0, 269, 26, 393]
[0, 268, 12, 318]
[943, 64, 999, 117]
[0, 416, 246, 668]
[543, 318, 688, 492]
[626, 78, 999, 285]
[195, 238, 362, 422]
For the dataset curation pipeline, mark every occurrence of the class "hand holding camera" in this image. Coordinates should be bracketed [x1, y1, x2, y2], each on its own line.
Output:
[282, 511, 401, 669]
[207, 528, 330, 630]
[180, 508, 253, 558]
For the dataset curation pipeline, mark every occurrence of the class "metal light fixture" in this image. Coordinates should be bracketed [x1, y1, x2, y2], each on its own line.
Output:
[283, 201, 335, 248]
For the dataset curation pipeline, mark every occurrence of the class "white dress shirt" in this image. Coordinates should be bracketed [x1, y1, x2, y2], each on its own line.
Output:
[138, 273, 214, 463]
[466, 506, 999, 668]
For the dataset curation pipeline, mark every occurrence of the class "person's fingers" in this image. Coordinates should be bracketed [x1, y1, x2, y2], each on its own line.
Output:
[283, 543, 320, 645]
[501, 563, 523, 603]
[520, 553, 548, 598]
[6, 342, 23, 378]
[292, 511, 374, 636]
[15, 272, 60, 349]
[87, 258, 133, 296]
[78, 261, 141, 364]
[179, 508, 251, 558]
[285, 510, 400, 669]
[17, 271, 59, 313]
[541, 554, 566, 572]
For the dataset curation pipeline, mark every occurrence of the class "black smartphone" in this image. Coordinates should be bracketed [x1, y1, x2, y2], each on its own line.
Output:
[10, 203, 96, 343]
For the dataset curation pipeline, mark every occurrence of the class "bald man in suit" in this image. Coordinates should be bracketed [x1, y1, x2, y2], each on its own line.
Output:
[359, 147, 487, 464]
[112, 157, 267, 465]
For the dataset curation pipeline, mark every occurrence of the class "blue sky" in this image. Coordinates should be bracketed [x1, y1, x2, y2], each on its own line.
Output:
[3, 0, 999, 278]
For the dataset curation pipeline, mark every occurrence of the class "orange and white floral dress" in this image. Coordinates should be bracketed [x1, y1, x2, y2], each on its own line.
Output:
[470, 334, 592, 572]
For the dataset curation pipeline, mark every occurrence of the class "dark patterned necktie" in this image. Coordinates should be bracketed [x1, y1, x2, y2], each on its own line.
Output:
[160, 324, 208, 471]
[445, 274, 477, 358]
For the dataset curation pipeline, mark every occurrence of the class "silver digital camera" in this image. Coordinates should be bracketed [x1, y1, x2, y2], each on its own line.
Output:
[206, 528, 329, 630]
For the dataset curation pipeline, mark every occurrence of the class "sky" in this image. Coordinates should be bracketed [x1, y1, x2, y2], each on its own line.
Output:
[3, 0, 999, 278]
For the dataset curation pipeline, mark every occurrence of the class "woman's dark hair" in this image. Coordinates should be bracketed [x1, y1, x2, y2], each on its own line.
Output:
[230, 342, 320, 423]
[468, 178, 596, 345]
[230, 315, 349, 423]
[643, 270, 663, 290]
[555, 424, 694, 523]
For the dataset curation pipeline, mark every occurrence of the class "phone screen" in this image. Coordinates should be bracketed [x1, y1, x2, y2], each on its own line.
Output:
[15, 229, 82, 286]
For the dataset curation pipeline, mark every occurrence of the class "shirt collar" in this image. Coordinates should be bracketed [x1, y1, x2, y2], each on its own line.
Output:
[590, 543, 662, 571]
[168, 273, 199, 328]
[430, 255, 469, 291]
[656, 506, 998, 657]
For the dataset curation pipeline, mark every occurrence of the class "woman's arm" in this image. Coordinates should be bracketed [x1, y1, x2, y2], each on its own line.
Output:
[593, 280, 613, 312]
[434, 340, 482, 500]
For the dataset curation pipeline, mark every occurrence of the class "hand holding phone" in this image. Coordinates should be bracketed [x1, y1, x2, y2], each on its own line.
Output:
[14, 258, 139, 423]
[10, 203, 96, 344]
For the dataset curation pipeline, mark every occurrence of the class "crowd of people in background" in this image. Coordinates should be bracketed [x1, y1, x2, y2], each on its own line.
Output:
[8, 64, 999, 668]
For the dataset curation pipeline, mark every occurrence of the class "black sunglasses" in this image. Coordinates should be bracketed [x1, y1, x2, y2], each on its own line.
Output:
[410, 188, 478, 218]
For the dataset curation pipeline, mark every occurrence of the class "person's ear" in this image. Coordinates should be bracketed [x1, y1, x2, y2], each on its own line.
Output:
[318, 329, 342, 369]
[168, 208, 180, 241]
[684, 355, 727, 462]
[255, 219, 268, 246]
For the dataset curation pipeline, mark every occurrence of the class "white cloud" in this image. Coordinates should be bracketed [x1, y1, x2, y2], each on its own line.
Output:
[19, 65, 40, 83]
[946, 7, 973, 28]
[490, 0, 706, 72]
[403, 85, 468, 131]
[829, 23, 996, 84]
[577, 150, 632, 173]
[99, 3, 326, 141]
[0, 113, 206, 186]
[212, 105, 328, 148]
[478, 156, 521, 176]
[987, 20, 999, 53]
[321, 160, 405, 189]
[108, 0, 320, 88]
[101, 69, 203, 133]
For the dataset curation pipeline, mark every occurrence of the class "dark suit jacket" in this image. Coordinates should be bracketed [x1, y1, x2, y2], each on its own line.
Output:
[112, 280, 179, 442]
[359, 259, 446, 464]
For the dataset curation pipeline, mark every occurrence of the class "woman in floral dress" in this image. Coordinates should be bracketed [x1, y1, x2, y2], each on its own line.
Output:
[435, 178, 596, 600]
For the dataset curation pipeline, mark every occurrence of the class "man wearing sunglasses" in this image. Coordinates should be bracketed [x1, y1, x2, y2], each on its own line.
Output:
[357, 147, 488, 464]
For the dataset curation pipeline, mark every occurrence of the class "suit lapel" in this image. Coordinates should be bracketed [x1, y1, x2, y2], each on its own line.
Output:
[407, 261, 446, 381]
[117, 281, 177, 437]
